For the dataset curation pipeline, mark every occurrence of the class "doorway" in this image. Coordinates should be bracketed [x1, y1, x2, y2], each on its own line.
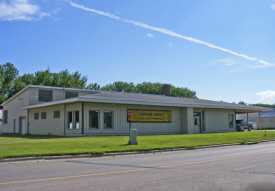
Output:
[193, 117, 200, 134]
[19, 117, 26, 135]
[13, 119, 16, 133]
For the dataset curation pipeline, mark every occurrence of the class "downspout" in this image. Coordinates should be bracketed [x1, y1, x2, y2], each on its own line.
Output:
[259, 112, 261, 131]
[27, 109, 29, 134]
[64, 104, 66, 136]
[82, 102, 84, 135]
[236, 109, 237, 131]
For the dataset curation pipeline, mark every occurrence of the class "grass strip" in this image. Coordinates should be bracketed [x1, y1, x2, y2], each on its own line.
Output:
[0, 131, 274, 159]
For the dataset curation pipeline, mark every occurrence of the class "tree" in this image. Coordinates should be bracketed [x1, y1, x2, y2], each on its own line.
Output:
[7, 74, 35, 98]
[4, 67, 89, 100]
[100, 81, 197, 98]
[250, 103, 275, 109]
[0, 62, 19, 103]
[85, 83, 99, 90]
[238, 101, 247, 105]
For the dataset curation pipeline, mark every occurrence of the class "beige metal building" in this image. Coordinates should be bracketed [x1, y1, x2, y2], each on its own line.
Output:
[1, 85, 270, 136]
[256, 109, 275, 129]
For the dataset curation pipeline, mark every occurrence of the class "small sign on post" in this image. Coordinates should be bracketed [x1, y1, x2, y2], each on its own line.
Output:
[127, 111, 133, 135]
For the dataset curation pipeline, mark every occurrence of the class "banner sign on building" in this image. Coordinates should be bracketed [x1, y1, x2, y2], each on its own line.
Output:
[127, 110, 171, 123]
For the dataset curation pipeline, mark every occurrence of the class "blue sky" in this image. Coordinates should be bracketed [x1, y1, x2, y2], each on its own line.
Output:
[0, 0, 275, 104]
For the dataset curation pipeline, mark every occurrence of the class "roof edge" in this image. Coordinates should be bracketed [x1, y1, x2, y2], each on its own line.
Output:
[1, 85, 100, 107]
[21, 97, 272, 112]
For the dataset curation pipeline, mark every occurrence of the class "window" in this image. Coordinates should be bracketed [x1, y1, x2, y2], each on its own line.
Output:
[89, 111, 99, 129]
[68, 112, 73, 129]
[229, 114, 234, 128]
[65, 91, 78, 99]
[67, 111, 80, 130]
[104, 111, 113, 129]
[74, 111, 80, 129]
[3, 110, 8, 124]
[193, 112, 201, 116]
[194, 118, 198, 125]
[41, 112, 46, 119]
[39, 89, 53, 102]
[54, 111, 60, 119]
[34, 113, 39, 120]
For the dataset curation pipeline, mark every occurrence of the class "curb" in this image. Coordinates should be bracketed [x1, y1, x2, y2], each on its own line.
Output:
[1, 139, 275, 163]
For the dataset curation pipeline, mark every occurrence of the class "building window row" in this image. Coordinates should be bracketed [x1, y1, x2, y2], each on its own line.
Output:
[88, 110, 113, 130]
[38, 89, 79, 102]
[34, 111, 60, 120]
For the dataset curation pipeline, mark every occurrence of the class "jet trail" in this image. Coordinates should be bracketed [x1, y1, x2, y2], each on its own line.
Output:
[69, 1, 273, 67]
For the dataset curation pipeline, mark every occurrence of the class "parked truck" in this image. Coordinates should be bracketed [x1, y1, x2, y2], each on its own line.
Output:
[236, 119, 253, 131]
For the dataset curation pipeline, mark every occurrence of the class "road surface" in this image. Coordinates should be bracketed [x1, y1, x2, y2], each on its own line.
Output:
[1, 142, 275, 191]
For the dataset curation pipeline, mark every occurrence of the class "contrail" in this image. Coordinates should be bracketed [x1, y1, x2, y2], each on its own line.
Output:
[69, 1, 273, 67]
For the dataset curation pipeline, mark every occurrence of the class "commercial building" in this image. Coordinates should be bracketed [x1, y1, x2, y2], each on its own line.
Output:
[256, 109, 275, 129]
[1, 85, 271, 136]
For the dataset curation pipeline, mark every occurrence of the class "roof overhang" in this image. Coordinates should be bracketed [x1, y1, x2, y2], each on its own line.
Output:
[21, 97, 272, 113]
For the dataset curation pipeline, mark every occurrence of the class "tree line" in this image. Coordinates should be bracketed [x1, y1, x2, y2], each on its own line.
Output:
[0, 62, 197, 104]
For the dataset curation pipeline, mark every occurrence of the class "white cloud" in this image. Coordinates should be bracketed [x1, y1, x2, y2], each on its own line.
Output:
[146, 33, 154, 38]
[219, 59, 236, 66]
[212, 59, 236, 66]
[168, 43, 173, 47]
[271, 4, 275, 11]
[53, 8, 61, 15]
[68, 0, 119, 20]
[0, 0, 51, 21]
[256, 90, 275, 103]
[68, 1, 274, 67]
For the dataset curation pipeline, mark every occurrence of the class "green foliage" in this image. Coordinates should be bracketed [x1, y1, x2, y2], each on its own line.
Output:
[100, 81, 197, 98]
[1, 67, 89, 103]
[238, 101, 247, 105]
[85, 83, 99, 90]
[1, 63, 198, 104]
[0, 62, 19, 99]
[250, 103, 275, 109]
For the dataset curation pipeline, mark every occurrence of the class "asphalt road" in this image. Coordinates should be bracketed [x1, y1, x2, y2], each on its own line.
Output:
[1, 142, 275, 191]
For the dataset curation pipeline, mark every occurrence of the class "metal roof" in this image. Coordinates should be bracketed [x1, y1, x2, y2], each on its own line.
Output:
[21, 90, 271, 112]
[256, 109, 275, 118]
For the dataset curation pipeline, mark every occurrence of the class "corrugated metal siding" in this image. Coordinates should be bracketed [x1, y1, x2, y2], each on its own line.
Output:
[2, 89, 29, 133]
[84, 103, 181, 135]
[205, 109, 235, 133]
[29, 104, 64, 136]
[256, 117, 275, 129]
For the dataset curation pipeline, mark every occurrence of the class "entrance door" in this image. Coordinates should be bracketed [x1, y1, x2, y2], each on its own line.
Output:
[19, 117, 26, 135]
[193, 117, 200, 134]
[13, 119, 16, 133]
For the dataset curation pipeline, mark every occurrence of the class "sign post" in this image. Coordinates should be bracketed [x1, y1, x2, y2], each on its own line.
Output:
[127, 111, 133, 136]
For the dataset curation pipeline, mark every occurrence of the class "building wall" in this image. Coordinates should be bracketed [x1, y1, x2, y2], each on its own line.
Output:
[29, 87, 93, 105]
[181, 107, 193, 134]
[205, 108, 235, 133]
[2, 89, 30, 133]
[256, 117, 275, 129]
[29, 104, 65, 136]
[25, 103, 238, 136]
[83, 103, 182, 135]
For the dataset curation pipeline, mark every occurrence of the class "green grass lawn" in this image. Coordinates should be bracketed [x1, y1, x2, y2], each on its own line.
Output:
[0, 131, 274, 159]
